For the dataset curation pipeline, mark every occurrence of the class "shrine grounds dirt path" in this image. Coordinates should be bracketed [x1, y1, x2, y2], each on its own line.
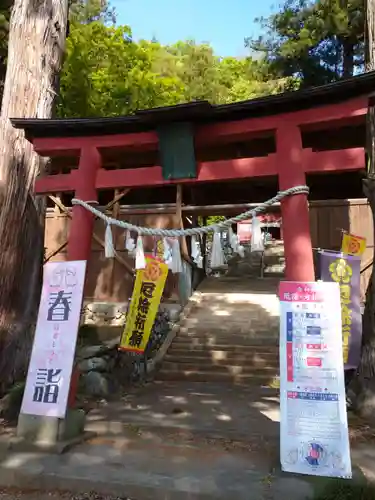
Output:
[0, 383, 313, 500]
[2, 381, 375, 500]
[0, 490, 130, 499]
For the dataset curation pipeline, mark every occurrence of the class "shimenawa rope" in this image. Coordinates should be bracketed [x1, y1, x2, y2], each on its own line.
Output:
[72, 185, 309, 237]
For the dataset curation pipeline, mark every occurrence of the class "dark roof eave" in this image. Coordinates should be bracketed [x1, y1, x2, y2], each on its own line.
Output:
[11, 71, 375, 140]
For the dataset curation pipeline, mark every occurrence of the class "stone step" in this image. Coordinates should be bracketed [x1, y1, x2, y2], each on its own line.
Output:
[161, 361, 278, 375]
[263, 264, 285, 274]
[179, 321, 279, 339]
[156, 369, 278, 385]
[194, 305, 277, 312]
[164, 351, 279, 364]
[197, 293, 279, 301]
[177, 330, 279, 341]
[185, 302, 279, 311]
[167, 345, 279, 355]
[199, 276, 280, 289]
[264, 254, 284, 262]
[182, 322, 280, 332]
[172, 337, 279, 347]
[263, 255, 285, 265]
[182, 313, 279, 322]
[197, 297, 278, 306]
[190, 311, 277, 319]
[164, 359, 279, 370]
[263, 272, 285, 279]
[180, 322, 279, 332]
[180, 323, 280, 335]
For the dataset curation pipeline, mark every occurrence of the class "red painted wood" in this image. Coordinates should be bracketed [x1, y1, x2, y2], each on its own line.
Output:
[33, 131, 158, 156]
[276, 125, 315, 282]
[304, 147, 365, 173]
[197, 97, 367, 144]
[35, 156, 275, 192]
[66, 147, 101, 407]
[67, 147, 101, 261]
[97, 155, 277, 189]
[31, 97, 367, 156]
[36, 171, 77, 194]
[34, 148, 365, 193]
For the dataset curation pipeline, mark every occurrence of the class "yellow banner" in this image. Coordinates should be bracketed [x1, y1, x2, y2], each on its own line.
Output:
[341, 232, 366, 257]
[119, 256, 168, 353]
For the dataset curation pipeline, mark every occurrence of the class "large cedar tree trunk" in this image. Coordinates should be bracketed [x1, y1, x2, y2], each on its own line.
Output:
[350, 0, 375, 419]
[0, 0, 68, 394]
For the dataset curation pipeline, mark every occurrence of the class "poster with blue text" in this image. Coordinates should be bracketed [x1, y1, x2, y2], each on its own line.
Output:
[279, 281, 351, 478]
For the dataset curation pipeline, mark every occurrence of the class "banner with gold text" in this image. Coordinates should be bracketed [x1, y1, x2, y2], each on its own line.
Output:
[119, 256, 168, 353]
[319, 251, 362, 370]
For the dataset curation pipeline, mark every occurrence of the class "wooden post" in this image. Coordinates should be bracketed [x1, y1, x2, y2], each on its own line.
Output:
[109, 189, 121, 297]
[202, 216, 208, 273]
[54, 193, 62, 216]
[176, 185, 190, 261]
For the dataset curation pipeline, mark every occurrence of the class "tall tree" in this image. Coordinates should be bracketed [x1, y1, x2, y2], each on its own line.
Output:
[0, 0, 69, 394]
[58, 25, 185, 117]
[350, 0, 375, 419]
[248, 0, 364, 87]
[165, 41, 224, 102]
[68, 0, 115, 24]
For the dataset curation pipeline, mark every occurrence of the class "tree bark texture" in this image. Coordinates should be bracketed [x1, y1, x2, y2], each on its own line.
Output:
[0, 0, 68, 394]
[350, 0, 375, 419]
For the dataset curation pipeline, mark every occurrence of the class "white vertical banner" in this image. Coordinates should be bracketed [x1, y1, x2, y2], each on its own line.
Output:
[21, 260, 87, 418]
[279, 281, 352, 478]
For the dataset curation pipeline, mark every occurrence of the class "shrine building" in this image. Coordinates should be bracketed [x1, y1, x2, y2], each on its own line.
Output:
[11, 71, 375, 304]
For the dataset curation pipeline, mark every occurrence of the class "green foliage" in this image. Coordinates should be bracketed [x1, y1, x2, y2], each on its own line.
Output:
[0, 0, 11, 103]
[58, 22, 185, 117]
[0, 0, 368, 116]
[69, 0, 116, 24]
[198, 216, 226, 227]
[248, 0, 364, 88]
[56, 0, 293, 117]
[0, 0, 295, 117]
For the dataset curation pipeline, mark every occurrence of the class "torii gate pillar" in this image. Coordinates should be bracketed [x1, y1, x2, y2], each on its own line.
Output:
[68, 146, 101, 260]
[276, 125, 315, 282]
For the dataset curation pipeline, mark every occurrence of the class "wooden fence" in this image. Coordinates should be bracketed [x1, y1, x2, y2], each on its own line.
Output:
[309, 199, 373, 303]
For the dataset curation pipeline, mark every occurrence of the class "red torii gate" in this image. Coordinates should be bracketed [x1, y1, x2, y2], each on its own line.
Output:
[12, 73, 371, 283]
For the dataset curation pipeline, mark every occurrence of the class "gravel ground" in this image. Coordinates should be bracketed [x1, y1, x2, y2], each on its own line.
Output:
[0, 490, 131, 499]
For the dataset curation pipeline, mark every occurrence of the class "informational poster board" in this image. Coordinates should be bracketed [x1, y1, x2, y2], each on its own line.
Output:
[279, 281, 352, 478]
[21, 261, 86, 418]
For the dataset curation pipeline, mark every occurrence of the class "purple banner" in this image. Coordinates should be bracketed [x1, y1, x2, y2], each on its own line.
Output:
[319, 251, 362, 370]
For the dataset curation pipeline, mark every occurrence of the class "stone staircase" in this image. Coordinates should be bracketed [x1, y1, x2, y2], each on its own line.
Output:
[156, 277, 280, 386]
[263, 240, 285, 277]
[226, 240, 285, 279]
